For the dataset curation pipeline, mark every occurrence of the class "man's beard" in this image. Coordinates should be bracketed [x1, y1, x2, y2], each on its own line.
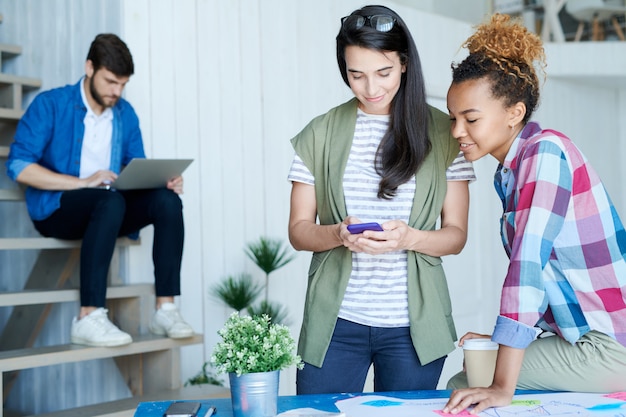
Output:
[89, 76, 118, 108]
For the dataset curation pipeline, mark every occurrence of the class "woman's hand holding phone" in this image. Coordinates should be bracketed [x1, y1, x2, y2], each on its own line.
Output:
[347, 222, 384, 234]
[345, 219, 418, 255]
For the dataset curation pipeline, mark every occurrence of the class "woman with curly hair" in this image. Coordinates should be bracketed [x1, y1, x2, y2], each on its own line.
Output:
[444, 13, 626, 414]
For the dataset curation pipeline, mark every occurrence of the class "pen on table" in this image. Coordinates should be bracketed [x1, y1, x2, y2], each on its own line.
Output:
[207, 406, 217, 416]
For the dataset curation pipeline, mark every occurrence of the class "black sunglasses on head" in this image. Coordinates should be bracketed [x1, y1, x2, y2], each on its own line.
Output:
[340, 14, 397, 32]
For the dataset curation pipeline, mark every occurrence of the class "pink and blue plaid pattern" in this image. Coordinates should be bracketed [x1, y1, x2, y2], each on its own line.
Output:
[491, 122, 626, 349]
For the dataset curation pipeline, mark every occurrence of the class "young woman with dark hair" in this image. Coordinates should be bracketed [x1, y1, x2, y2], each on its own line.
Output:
[288, 5, 475, 394]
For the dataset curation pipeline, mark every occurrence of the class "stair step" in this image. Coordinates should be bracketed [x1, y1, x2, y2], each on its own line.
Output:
[0, 43, 22, 75]
[0, 146, 23, 201]
[0, 237, 140, 250]
[26, 384, 229, 417]
[0, 73, 41, 118]
[0, 73, 41, 89]
[0, 189, 22, 201]
[0, 333, 204, 372]
[0, 283, 154, 307]
[0, 107, 24, 120]
[0, 43, 22, 58]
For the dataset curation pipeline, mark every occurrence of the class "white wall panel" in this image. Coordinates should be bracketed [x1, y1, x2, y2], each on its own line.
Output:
[122, 0, 207, 383]
[537, 79, 625, 216]
[619, 89, 626, 212]
[240, 0, 266, 242]
[172, 0, 207, 374]
[194, 0, 231, 388]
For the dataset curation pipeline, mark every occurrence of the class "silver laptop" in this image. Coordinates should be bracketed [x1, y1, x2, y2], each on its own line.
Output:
[109, 158, 193, 190]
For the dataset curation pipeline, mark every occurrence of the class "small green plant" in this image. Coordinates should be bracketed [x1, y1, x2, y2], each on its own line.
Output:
[211, 273, 263, 312]
[185, 362, 224, 387]
[211, 312, 303, 377]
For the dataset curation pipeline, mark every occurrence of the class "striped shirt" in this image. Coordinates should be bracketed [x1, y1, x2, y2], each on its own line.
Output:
[492, 122, 626, 349]
[288, 110, 475, 327]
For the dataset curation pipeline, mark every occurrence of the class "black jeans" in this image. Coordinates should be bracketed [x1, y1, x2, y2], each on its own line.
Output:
[34, 188, 184, 307]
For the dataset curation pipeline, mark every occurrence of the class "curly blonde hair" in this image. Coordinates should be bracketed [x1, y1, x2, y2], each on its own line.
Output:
[452, 13, 546, 122]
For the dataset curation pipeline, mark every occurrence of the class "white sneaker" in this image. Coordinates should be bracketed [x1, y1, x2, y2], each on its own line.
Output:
[71, 308, 133, 347]
[149, 302, 194, 339]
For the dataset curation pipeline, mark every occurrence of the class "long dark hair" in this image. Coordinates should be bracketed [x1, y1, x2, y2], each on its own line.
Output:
[337, 5, 430, 199]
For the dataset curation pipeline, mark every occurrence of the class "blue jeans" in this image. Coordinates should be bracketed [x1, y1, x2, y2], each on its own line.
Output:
[296, 318, 446, 394]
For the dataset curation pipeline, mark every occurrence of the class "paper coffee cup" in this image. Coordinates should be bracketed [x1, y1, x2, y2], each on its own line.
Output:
[463, 339, 499, 388]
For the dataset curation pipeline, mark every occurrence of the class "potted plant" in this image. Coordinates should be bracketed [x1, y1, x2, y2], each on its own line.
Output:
[190, 238, 296, 390]
[211, 312, 303, 417]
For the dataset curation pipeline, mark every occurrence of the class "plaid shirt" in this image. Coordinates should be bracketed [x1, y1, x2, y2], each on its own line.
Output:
[491, 122, 626, 349]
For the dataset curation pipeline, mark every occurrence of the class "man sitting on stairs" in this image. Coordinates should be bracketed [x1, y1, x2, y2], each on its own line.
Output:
[5, 33, 194, 347]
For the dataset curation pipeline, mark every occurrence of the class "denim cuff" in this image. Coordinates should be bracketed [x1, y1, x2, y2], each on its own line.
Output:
[6, 159, 31, 182]
[492, 315, 539, 349]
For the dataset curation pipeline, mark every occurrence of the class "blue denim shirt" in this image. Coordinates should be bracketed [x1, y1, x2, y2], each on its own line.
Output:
[6, 78, 145, 221]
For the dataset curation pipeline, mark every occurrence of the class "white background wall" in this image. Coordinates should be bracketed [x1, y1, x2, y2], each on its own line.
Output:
[119, 0, 496, 395]
[1, 0, 625, 413]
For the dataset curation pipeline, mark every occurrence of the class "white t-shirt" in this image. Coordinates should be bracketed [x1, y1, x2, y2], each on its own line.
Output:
[79, 77, 113, 179]
[287, 109, 476, 327]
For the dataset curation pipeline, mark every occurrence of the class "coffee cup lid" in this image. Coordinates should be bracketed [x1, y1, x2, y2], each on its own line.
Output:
[462, 339, 499, 350]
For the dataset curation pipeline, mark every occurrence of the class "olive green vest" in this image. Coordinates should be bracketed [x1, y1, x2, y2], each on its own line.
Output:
[291, 98, 459, 367]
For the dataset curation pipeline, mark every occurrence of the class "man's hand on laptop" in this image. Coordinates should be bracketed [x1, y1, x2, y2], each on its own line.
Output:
[167, 176, 184, 194]
[85, 170, 118, 189]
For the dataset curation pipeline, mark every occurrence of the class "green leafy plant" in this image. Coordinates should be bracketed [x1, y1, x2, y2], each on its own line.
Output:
[184, 362, 224, 387]
[211, 273, 263, 312]
[211, 312, 303, 377]
[245, 237, 295, 303]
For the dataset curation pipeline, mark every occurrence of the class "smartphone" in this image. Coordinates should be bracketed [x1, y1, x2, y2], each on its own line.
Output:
[163, 401, 201, 417]
[347, 222, 384, 234]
